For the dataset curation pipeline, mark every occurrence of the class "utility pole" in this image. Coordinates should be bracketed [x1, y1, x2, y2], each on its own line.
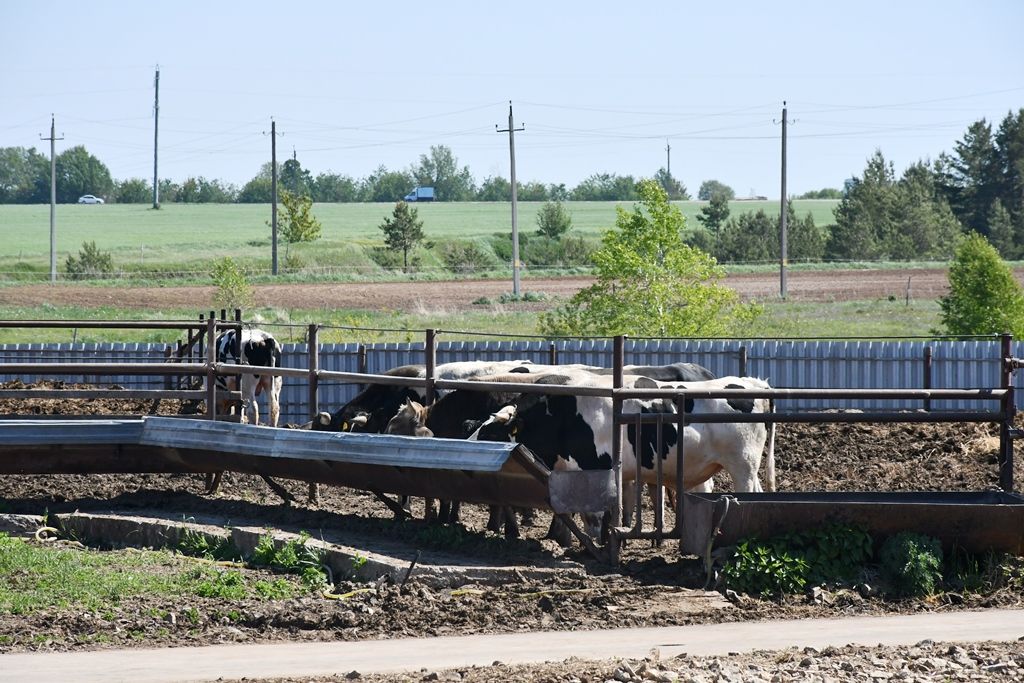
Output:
[264, 119, 281, 275]
[40, 115, 63, 283]
[775, 102, 795, 299]
[665, 139, 671, 177]
[152, 65, 160, 209]
[496, 102, 525, 296]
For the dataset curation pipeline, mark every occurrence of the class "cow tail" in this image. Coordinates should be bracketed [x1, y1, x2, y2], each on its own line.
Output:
[270, 336, 282, 367]
[765, 398, 776, 492]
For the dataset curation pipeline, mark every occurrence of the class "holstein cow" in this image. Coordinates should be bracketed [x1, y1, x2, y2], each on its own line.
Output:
[216, 328, 283, 427]
[314, 360, 538, 522]
[470, 373, 776, 543]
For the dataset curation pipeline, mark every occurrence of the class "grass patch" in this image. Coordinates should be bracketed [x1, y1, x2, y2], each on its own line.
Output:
[0, 533, 303, 615]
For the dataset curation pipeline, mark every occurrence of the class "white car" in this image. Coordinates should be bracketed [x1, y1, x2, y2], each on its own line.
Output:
[77, 194, 105, 204]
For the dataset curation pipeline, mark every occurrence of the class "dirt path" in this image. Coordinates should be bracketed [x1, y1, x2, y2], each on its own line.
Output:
[3, 610, 1022, 683]
[0, 268, 963, 312]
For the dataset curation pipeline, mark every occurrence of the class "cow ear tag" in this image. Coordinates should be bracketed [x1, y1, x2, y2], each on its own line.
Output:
[342, 421, 348, 431]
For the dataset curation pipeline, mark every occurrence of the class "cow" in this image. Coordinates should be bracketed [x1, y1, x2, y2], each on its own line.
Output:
[216, 328, 283, 427]
[583, 362, 716, 382]
[470, 374, 776, 542]
[314, 360, 540, 522]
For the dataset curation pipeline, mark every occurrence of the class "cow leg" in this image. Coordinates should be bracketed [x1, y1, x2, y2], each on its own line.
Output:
[399, 495, 412, 514]
[269, 376, 282, 428]
[518, 507, 535, 527]
[486, 505, 503, 533]
[240, 375, 259, 425]
[437, 500, 452, 524]
[502, 506, 520, 539]
[545, 516, 573, 548]
[447, 501, 461, 525]
[424, 497, 439, 523]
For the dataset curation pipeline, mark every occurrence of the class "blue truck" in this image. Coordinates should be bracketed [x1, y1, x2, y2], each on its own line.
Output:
[403, 186, 435, 202]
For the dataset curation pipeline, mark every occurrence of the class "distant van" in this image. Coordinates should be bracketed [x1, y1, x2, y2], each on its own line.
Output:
[403, 187, 435, 202]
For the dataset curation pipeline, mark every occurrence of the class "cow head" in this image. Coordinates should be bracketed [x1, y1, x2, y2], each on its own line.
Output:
[385, 399, 433, 437]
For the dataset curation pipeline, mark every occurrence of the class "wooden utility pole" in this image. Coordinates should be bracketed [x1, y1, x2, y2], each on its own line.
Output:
[152, 66, 160, 209]
[666, 139, 671, 177]
[264, 119, 281, 275]
[496, 102, 525, 296]
[776, 102, 792, 299]
[40, 115, 63, 283]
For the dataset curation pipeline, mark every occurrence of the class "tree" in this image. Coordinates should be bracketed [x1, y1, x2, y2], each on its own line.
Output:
[0, 146, 48, 203]
[379, 201, 425, 272]
[114, 178, 151, 203]
[798, 188, 843, 199]
[476, 176, 511, 202]
[411, 145, 474, 201]
[535, 200, 572, 238]
[518, 181, 550, 201]
[715, 210, 775, 263]
[276, 190, 322, 259]
[697, 179, 735, 201]
[55, 146, 113, 203]
[889, 162, 961, 260]
[827, 150, 896, 260]
[539, 179, 760, 337]
[654, 167, 690, 200]
[64, 241, 113, 280]
[697, 193, 730, 233]
[312, 172, 359, 202]
[211, 257, 254, 311]
[362, 165, 415, 202]
[237, 163, 274, 203]
[938, 233, 1024, 337]
[987, 199, 1017, 259]
[936, 120, 1001, 236]
[571, 173, 638, 201]
[279, 156, 313, 197]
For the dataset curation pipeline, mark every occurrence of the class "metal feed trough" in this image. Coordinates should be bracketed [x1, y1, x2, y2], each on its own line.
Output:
[0, 417, 613, 521]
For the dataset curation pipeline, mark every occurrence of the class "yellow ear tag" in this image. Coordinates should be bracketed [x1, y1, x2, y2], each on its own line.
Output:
[510, 426, 518, 437]
[342, 421, 348, 431]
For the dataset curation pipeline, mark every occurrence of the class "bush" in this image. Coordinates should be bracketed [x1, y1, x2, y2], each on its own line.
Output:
[722, 524, 873, 597]
[880, 532, 943, 597]
[210, 257, 253, 311]
[441, 241, 496, 274]
[938, 232, 1024, 336]
[535, 200, 572, 238]
[64, 241, 113, 280]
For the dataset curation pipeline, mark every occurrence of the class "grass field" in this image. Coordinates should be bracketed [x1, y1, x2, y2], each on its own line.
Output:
[1, 200, 839, 277]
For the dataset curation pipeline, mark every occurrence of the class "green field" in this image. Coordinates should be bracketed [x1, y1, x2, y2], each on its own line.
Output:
[1, 200, 839, 277]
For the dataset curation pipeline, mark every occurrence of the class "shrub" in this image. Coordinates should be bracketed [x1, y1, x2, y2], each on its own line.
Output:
[65, 241, 113, 280]
[880, 532, 943, 597]
[210, 257, 253, 311]
[441, 241, 495, 274]
[938, 232, 1024, 336]
[535, 200, 572, 238]
[251, 531, 328, 590]
[721, 524, 873, 597]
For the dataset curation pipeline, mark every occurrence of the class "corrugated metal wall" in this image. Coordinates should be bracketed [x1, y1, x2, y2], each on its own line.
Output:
[0, 339, 1016, 425]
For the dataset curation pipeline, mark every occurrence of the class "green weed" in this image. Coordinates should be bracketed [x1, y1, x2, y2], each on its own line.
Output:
[880, 532, 943, 597]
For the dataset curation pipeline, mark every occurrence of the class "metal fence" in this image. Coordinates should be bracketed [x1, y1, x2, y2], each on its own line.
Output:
[0, 337, 1018, 425]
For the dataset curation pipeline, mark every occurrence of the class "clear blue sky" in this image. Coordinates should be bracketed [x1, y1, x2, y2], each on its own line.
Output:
[2, 0, 1022, 197]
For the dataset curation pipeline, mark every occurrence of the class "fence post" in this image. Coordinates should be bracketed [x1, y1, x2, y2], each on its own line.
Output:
[308, 323, 321, 505]
[425, 329, 437, 405]
[205, 317, 217, 421]
[739, 345, 748, 377]
[923, 345, 932, 412]
[549, 341, 557, 365]
[609, 334, 626, 563]
[1000, 333, 1016, 492]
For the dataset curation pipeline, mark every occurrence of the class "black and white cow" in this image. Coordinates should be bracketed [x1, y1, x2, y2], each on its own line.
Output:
[470, 373, 776, 538]
[216, 328, 283, 427]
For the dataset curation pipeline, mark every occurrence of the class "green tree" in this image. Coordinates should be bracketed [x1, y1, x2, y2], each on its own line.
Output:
[411, 145, 474, 201]
[697, 193, 730, 233]
[0, 146, 48, 203]
[798, 188, 843, 199]
[275, 190, 322, 260]
[827, 150, 896, 260]
[113, 178, 151, 203]
[362, 166, 415, 202]
[539, 179, 760, 337]
[938, 233, 1024, 337]
[476, 176, 511, 201]
[715, 210, 775, 263]
[987, 199, 1017, 258]
[936, 120, 1001, 236]
[571, 173, 638, 201]
[279, 156, 313, 197]
[697, 179, 735, 201]
[312, 172, 359, 202]
[237, 163, 274, 203]
[654, 167, 690, 200]
[994, 109, 1024, 231]
[518, 180, 550, 201]
[211, 257, 254, 310]
[379, 201, 425, 272]
[55, 146, 113, 203]
[64, 241, 113, 280]
[535, 200, 572, 239]
[889, 162, 961, 260]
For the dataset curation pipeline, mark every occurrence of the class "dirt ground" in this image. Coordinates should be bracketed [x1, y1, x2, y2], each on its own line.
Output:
[0, 268, 963, 312]
[0, 382, 1021, 661]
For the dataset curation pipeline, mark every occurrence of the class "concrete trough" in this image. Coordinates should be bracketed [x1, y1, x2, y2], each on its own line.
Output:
[681, 491, 1024, 556]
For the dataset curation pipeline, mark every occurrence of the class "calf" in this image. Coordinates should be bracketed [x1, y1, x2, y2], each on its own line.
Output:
[216, 328, 283, 427]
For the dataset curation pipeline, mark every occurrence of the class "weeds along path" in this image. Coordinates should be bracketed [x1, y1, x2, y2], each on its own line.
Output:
[0, 269, 961, 313]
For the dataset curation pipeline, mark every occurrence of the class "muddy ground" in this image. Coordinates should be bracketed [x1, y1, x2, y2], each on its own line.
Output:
[0, 382, 1022, 661]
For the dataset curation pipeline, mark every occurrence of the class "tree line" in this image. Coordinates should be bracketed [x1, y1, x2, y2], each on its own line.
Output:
[689, 108, 1024, 263]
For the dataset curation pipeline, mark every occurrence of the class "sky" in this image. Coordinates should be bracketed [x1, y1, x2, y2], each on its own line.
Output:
[2, 0, 1022, 198]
